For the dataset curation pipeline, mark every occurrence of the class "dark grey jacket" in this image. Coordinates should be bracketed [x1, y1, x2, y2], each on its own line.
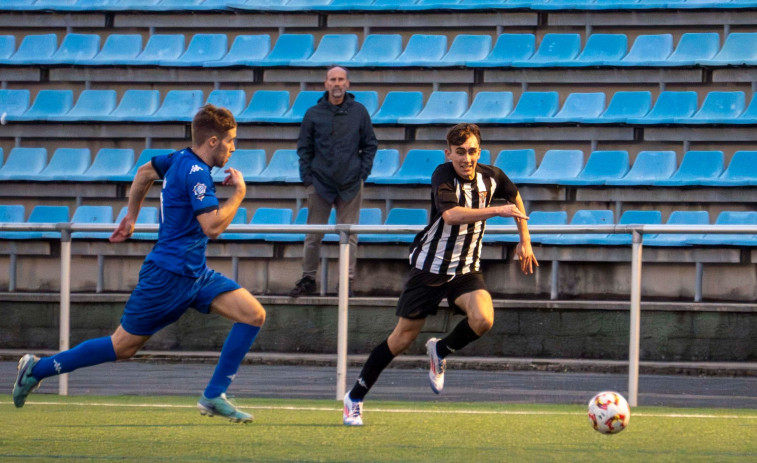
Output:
[297, 91, 378, 203]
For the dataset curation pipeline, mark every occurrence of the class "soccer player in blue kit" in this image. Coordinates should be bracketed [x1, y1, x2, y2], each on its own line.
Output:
[12, 104, 266, 423]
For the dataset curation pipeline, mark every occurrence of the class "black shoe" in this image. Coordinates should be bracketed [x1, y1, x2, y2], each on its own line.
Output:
[289, 276, 316, 298]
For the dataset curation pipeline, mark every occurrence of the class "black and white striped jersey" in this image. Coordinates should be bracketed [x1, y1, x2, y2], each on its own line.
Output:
[409, 162, 519, 276]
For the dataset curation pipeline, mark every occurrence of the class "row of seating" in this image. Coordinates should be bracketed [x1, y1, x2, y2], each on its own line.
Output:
[6, 88, 757, 125]
[1, 145, 756, 187]
[3, 32, 756, 68]
[2, 203, 755, 247]
[3, 0, 755, 12]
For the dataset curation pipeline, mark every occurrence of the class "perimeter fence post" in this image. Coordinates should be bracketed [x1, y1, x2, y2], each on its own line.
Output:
[59, 226, 72, 396]
[336, 227, 350, 400]
[628, 229, 643, 407]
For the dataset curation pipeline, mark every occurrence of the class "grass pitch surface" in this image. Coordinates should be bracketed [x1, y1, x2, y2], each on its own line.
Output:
[1, 395, 756, 462]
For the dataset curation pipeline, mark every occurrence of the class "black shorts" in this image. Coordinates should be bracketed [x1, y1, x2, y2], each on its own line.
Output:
[395, 268, 488, 320]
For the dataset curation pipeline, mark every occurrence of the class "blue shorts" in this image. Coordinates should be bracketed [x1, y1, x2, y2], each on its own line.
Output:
[121, 261, 241, 336]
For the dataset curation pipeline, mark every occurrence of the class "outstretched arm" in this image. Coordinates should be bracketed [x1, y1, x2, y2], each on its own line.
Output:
[196, 167, 246, 240]
[110, 162, 160, 243]
[512, 192, 539, 275]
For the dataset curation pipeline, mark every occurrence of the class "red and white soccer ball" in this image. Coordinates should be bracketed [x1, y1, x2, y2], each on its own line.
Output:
[587, 391, 630, 434]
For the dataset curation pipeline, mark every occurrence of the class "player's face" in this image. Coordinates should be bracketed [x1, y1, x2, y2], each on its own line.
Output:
[324, 67, 349, 104]
[445, 134, 481, 180]
[211, 127, 237, 168]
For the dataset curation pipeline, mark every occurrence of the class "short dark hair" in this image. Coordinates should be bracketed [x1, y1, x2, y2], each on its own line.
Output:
[446, 123, 481, 147]
[191, 104, 236, 146]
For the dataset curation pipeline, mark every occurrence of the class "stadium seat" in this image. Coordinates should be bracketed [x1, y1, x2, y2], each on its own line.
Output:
[701, 151, 757, 186]
[652, 32, 721, 66]
[698, 32, 757, 66]
[605, 34, 673, 66]
[247, 149, 300, 182]
[370, 149, 446, 184]
[348, 34, 403, 66]
[218, 208, 249, 240]
[203, 35, 270, 67]
[110, 148, 173, 182]
[211, 149, 266, 182]
[264, 206, 308, 242]
[468, 33, 535, 67]
[245, 208, 294, 241]
[481, 215, 518, 243]
[499, 92, 560, 123]
[559, 150, 630, 185]
[0, 34, 57, 65]
[654, 151, 724, 186]
[0, 35, 15, 60]
[459, 92, 513, 124]
[478, 149, 491, 165]
[162, 33, 227, 66]
[493, 149, 537, 183]
[520, 149, 583, 185]
[264, 90, 321, 123]
[120, 34, 185, 65]
[598, 210, 664, 246]
[438, 34, 492, 66]
[351, 91, 379, 116]
[319, 0, 375, 10]
[398, 91, 468, 124]
[732, 94, 757, 124]
[674, 91, 745, 124]
[360, 208, 428, 243]
[371, 91, 424, 124]
[34, 148, 91, 181]
[69, 148, 135, 181]
[206, 89, 247, 116]
[627, 91, 698, 124]
[119, 206, 159, 241]
[48, 89, 117, 121]
[133, 90, 203, 122]
[36, 33, 100, 65]
[534, 92, 606, 123]
[247, 34, 314, 66]
[540, 209, 615, 245]
[289, 34, 359, 66]
[525, 210, 570, 244]
[0, 89, 31, 119]
[105, 89, 161, 121]
[77, 34, 142, 65]
[686, 211, 757, 246]
[563, 33, 627, 67]
[0, 147, 48, 180]
[605, 150, 677, 186]
[10, 90, 74, 121]
[366, 149, 400, 183]
[644, 210, 710, 247]
[384, 34, 447, 66]
[0, 205, 25, 223]
[235, 90, 290, 123]
[324, 207, 383, 242]
[513, 33, 581, 67]
[19, 205, 70, 240]
[580, 91, 652, 124]
[70, 205, 114, 240]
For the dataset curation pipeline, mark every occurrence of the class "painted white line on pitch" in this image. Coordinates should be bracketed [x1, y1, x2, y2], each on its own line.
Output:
[3, 401, 757, 419]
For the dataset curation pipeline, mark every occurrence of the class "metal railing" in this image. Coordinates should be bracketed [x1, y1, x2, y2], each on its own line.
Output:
[2, 221, 757, 407]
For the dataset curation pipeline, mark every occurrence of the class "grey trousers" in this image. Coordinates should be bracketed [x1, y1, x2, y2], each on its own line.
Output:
[302, 184, 362, 279]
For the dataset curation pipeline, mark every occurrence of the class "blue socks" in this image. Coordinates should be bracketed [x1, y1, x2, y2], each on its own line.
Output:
[31, 336, 117, 380]
[204, 323, 260, 399]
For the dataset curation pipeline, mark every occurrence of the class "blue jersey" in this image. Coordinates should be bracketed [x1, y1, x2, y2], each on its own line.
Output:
[145, 148, 219, 277]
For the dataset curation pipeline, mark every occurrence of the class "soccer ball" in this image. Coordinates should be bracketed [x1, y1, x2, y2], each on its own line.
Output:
[587, 391, 630, 434]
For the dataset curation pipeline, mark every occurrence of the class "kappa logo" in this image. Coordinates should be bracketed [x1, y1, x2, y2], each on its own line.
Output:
[193, 182, 207, 201]
[190, 164, 204, 174]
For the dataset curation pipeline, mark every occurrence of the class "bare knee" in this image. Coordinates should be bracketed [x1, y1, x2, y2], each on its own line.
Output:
[468, 314, 494, 336]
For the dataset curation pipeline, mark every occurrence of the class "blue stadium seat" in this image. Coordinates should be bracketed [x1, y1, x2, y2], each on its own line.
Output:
[520, 149, 583, 184]
[246, 207, 293, 241]
[366, 149, 400, 182]
[248, 34, 314, 66]
[0, 35, 15, 60]
[535, 92, 606, 123]
[37, 33, 100, 64]
[674, 91, 745, 124]
[644, 210, 710, 247]
[499, 91, 560, 123]
[264, 90, 320, 123]
[0, 34, 57, 65]
[10, 90, 73, 121]
[563, 33, 627, 67]
[48, 89, 117, 121]
[493, 149, 536, 183]
[247, 149, 300, 182]
[70, 205, 114, 240]
[599, 210, 663, 246]
[605, 150, 677, 186]
[482, 215, 518, 243]
[371, 91, 424, 124]
[478, 149, 491, 165]
[120, 34, 184, 65]
[513, 33, 581, 67]
[204, 35, 270, 67]
[218, 207, 249, 240]
[467, 33, 535, 67]
[289, 34, 359, 66]
[235, 90, 290, 123]
[438, 34, 491, 66]
[627, 91, 698, 124]
[698, 32, 757, 66]
[0, 148, 48, 180]
[265, 206, 308, 242]
[540, 209, 615, 245]
[348, 34, 403, 66]
[69, 148, 135, 181]
[652, 32, 721, 66]
[385, 34, 447, 66]
[324, 207, 383, 242]
[732, 94, 757, 124]
[76, 34, 142, 65]
[134, 90, 203, 122]
[0, 0, 37, 10]
[360, 208, 428, 243]
[162, 33, 227, 66]
[351, 91, 379, 116]
[110, 148, 173, 182]
[654, 151, 724, 186]
[138, 0, 227, 11]
[369, 149, 446, 184]
[206, 89, 247, 116]
[0, 205, 25, 223]
[398, 91, 468, 124]
[24, 205, 70, 240]
[319, 0, 375, 10]
[701, 151, 757, 186]
[580, 91, 651, 124]
[559, 150, 629, 186]
[35, 148, 91, 181]
[211, 149, 266, 182]
[105, 89, 160, 121]
[460, 92, 513, 124]
[526, 210, 570, 244]
[118, 206, 159, 241]
[605, 34, 673, 66]
[0, 89, 31, 119]
[686, 211, 757, 246]
[229, 0, 288, 9]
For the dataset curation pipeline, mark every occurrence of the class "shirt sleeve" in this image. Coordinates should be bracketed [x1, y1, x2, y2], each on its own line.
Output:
[151, 154, 173, 179]
[186, 165, 219, 217]
[493, 166, 519, 203]
[432, 166, 460, 214]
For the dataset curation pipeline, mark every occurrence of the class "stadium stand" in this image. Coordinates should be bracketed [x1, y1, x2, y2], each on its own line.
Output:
[368, 149, 446, 184]
[235, 90, 291, 123]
